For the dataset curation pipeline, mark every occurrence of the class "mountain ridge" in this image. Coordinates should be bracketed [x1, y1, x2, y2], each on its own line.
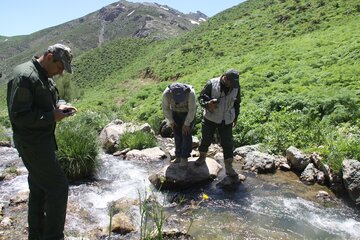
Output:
[0, 0, 207, 82]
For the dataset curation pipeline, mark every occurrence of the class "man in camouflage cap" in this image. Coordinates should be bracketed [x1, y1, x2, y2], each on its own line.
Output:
[7, 43, 76, 239]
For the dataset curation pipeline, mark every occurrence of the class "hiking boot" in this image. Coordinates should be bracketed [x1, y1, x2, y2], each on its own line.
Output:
[171, 157, 181, 164]
[195, 152, 207, 166]
[224, 158, 238, 177]
[179, 158, 188, 168]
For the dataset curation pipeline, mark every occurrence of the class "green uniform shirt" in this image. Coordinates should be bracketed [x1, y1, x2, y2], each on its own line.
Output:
[7, 57, 58, 148]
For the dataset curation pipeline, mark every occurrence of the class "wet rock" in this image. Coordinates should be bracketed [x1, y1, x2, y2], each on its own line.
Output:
[0, 203, 4, 216]
[243, 151, 276, 173]
[125, 147, 167, 161]
[161, 228, 192, 239]
[0, 217, 12, 227]
[216, 174, 246, 189]
[0, 141, 11, 147]
[329, 172, 346, 196]
[342, 159, 360, 205]
[316, 171, 326, 185]
[149, 157, 222, 190]
[286, 146, 311, 173]
[234, 144, 260, 158]
[316, 190, 334, 202]
[108, 213, 135, 235]
[9, 191, 29, 206]
[275, 155, 290, 171]
[300, 163, 318, 185]
[113, 148, 130, 156]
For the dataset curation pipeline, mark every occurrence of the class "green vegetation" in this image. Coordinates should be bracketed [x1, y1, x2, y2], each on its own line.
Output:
[56, 112, 100, 181]
[0, 0, 359, 172]
[119, 131, 157, 150]
[0, 125, 11, 143]
[138, 189, 167, 240]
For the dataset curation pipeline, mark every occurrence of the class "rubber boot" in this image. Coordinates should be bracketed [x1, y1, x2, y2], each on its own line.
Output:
[195, 152, 207, 166]
[171, 156, 181, 164]
[224, 158, 238, 177]
[179, 157, 188, 168]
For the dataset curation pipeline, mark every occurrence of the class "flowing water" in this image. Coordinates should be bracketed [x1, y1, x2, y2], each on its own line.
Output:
[1, 146, 359, 239]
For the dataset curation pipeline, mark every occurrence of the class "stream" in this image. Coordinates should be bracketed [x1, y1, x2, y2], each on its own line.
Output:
[1, 146, 360, 239]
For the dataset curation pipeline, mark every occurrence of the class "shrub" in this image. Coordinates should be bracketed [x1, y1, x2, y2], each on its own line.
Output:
[56, 115, 100, 181]
[119, 131, 157, 150]
[262, 108, 325, 154]
[233, 104, 268, 147]
[74, 110, 109, 133]
[315, 122, 360, 172]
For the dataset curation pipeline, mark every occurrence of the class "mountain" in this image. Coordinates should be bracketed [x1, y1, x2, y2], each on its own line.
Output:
[0, 0, 207, 82]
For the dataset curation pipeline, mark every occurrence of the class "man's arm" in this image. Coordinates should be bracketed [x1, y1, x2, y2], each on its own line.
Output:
[8, 75, 55, 127]
[233, 86, 241, 123]
[184, 88, 197, 126]
[161, 88, 174, 124]
[198, 81, 213, 108]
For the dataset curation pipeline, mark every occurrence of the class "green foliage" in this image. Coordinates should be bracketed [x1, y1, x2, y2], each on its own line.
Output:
[0, 125, 11, 143]
[138, 189, 167, 240]
[314, 122, 360, 172]
[261, 108, 325, 155]
[56, 113, 100, 181]
[119, 131, 157, 150]
[233, 104, 268, 146]
[0, 114, 10, 129]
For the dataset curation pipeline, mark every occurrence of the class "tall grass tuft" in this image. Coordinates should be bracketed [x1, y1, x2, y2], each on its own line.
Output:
[56, 113, 100, 181]
[119, 131, 157, 150]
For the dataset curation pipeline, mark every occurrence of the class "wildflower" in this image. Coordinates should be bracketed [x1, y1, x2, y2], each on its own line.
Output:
[202, 193, 209, 200]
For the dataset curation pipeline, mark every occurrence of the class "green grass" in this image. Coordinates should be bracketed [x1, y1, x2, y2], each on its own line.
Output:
[119, 131, 157, 150]
[56, 112, 100, 181]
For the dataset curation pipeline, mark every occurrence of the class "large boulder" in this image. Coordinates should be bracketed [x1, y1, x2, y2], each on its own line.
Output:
[149, 158, 222, 190]
[233, 144, 260, 158]
[125, 147, 167, 161]
[342, 159, 360, 205]
[286, 146, 311, 173]
[300, 163, 318, 185]
[242, 151, 276, 173]
[99, 120, 153, 153]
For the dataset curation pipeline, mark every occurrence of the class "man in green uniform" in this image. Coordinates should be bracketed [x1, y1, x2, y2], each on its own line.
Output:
[7, 43, 77, 240]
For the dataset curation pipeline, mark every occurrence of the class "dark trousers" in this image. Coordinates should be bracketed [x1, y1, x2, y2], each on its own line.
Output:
[16, 141, 68, 240]
[198, 118, 234, 160]
[173, 112, 193, 158]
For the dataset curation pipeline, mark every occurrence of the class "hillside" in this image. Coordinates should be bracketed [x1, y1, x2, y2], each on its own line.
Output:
[1, 0, 359, 170]
[0, 0, 206, 82]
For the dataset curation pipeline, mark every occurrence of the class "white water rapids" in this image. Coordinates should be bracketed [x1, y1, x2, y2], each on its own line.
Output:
[1, 146, 360, 239]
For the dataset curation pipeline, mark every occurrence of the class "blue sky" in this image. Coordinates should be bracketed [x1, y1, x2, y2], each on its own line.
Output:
[0, 0, 246, 37]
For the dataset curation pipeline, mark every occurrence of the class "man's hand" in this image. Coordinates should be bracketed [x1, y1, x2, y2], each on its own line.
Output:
[207, 99, 218, 112]
[182, 125, 191, 135]
[233, 120, 237, 128]
[54, 105, 78, 122]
